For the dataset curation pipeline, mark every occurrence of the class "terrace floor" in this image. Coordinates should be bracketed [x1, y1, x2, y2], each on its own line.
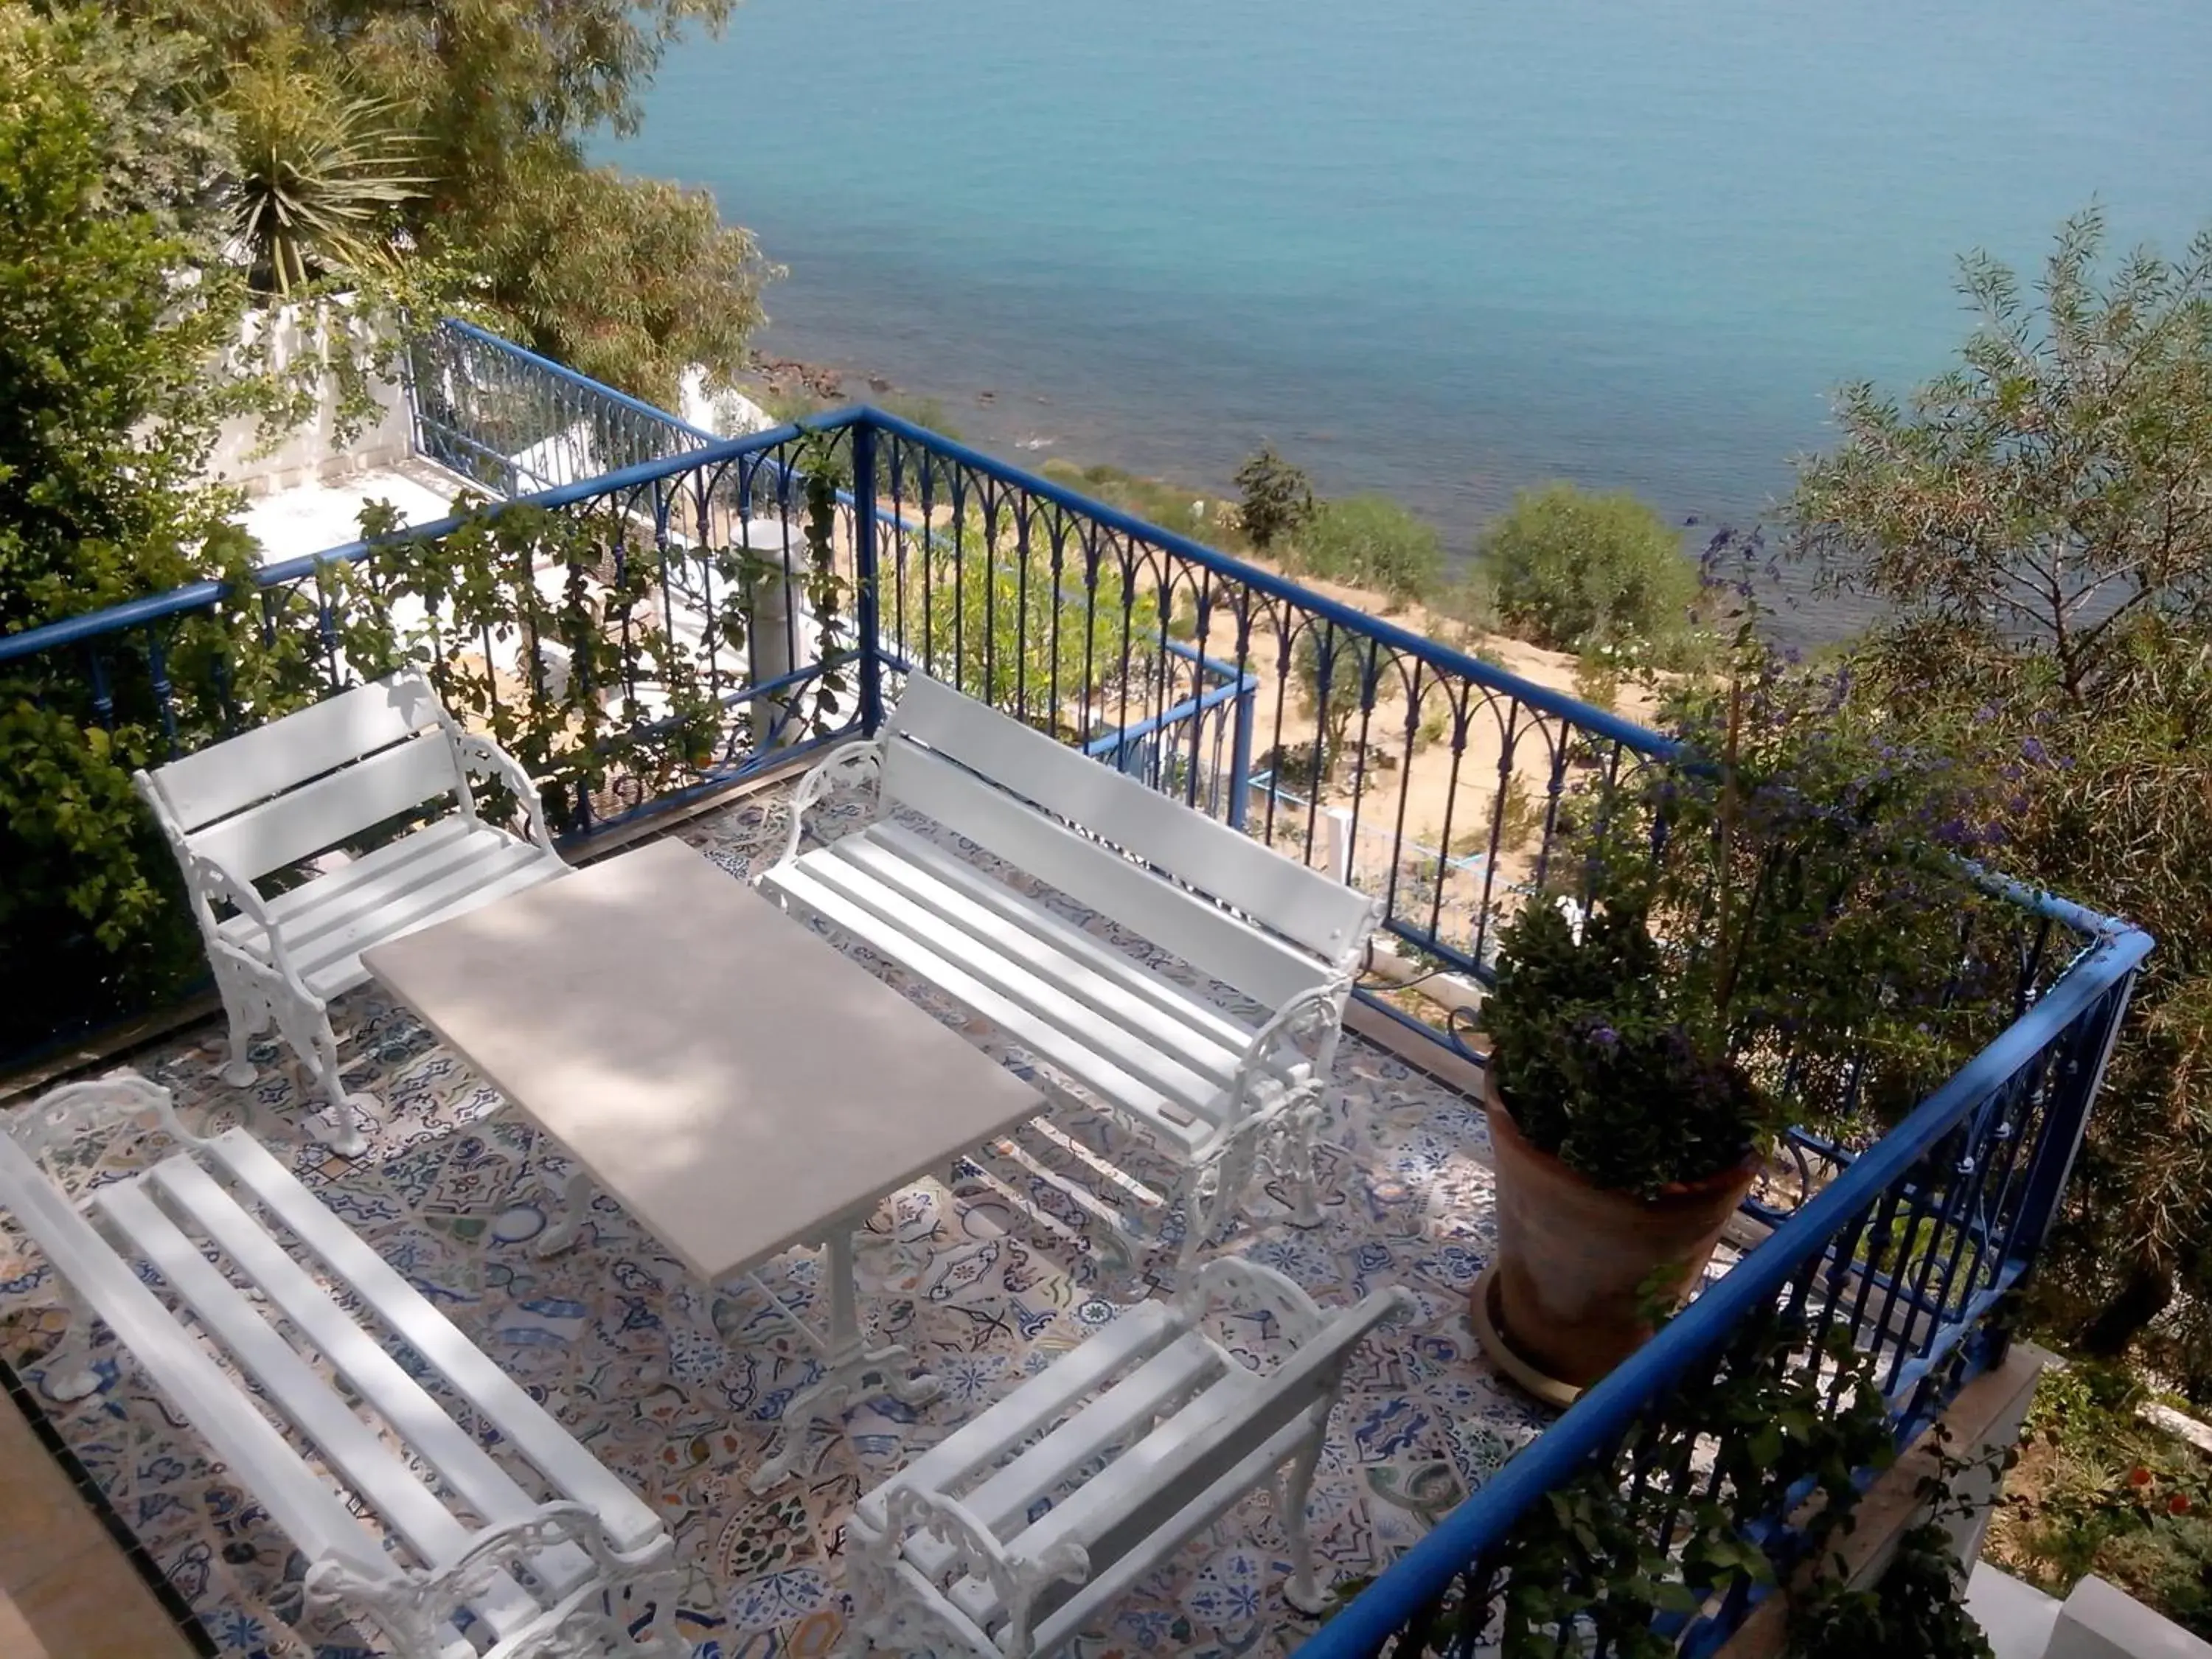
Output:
[0, 781, 1561, 1658]
[233, 457, 471, 568]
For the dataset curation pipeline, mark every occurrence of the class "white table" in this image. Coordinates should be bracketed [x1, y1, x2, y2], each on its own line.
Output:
[363, 837, 1045, 1490]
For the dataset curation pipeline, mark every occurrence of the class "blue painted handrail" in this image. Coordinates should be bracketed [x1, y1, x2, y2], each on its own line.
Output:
[0, 422, 824, 664]
[1297, 917, 2150, 1657]
[434, 318, 724, 447]
[842, 405, 1685, 762]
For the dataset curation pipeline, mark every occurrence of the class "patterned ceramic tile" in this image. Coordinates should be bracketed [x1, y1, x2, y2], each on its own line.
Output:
[0, 783, 1550, 1658]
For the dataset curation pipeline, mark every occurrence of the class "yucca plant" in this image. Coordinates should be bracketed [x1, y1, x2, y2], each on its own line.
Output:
[219, 38, 424, 298]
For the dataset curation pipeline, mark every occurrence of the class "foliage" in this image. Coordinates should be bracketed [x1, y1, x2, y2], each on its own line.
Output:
[216, 34, 424, 298]
[456, 153, 774, 411]
[1290, 628, 1374, 778]
[1040, 457, 1224, 546]
[891, 514, 1158, 723]
[873, 392, 963, 442]
[1482, 481, 1698, 652]
[1571, 644, 1625, 712]
[1333, 1314, 1912, 1656]
[1832, 622, 2212, 1380]
[1783, 209, 2212, 1390]
[1289, 494, 1446, 605]
[1794, 206, 2212, 706]
[2, 4, 226, 236]
[1486, 648, 2007, 1196]
[1488, 897, 1771, 1197]
[1233, 445, 1315, 550]
[1788, 1523, 1992, 1659]
[0, 7, 306, 1050]
[330, 499, 791, 822]
[1425, 568, 1500, 637]
[1986, 1361, 2212, 1638]
[1790, 1422, 1998, 1659]
[0, 23, 259, 636]
[135, 0, 773, 405]
[1468, 774, 1544, 858]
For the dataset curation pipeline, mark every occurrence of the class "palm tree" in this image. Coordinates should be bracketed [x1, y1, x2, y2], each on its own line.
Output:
[219, 38, 424, 299]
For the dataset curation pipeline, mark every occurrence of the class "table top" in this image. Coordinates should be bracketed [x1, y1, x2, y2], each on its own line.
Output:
[362, 837, 1043, 1283]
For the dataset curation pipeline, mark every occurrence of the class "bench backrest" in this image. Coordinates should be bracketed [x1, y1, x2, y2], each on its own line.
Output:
[1013, 1279, 1408, 1640]
[883, 675, 1377, 1006]
[1090, 1287, 1401, 1566]
[138, 673, 465, 882]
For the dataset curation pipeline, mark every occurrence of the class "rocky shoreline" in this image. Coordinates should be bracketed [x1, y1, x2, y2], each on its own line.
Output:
[745, 352, 1010, 416]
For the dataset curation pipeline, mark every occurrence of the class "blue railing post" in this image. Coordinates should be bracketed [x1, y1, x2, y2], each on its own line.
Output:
[2003, 967, 2139, 1274]
[397, 312, 428, 465]
[1227, 671, 1258, 831]
[851, 417, 885, 737]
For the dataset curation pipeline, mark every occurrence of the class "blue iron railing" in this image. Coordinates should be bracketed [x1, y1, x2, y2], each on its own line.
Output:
[835, 406, 2151, 1651]
[0, 324, 2152, 1656]
[407, 318, 715, 495]
[0, 417, 869, 852]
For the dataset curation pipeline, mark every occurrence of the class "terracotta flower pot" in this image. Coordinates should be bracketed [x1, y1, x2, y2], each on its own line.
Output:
[1478, 1068, 1759, 1391]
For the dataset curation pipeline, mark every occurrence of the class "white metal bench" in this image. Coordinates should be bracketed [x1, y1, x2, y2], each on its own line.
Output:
[845, 1259, 1410, 1658]
[757, 675, 1381, 1270]
[0, 1073, 681, 1659]
[136, 670, 569, 1155]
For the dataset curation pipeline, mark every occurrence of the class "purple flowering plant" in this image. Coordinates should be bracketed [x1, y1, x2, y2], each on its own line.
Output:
[1486, 641, 2014, 1199]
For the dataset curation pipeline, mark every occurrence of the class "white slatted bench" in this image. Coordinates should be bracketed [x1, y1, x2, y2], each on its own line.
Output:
[757, 675, 1382, 1269]
[846, 1259, 1410, 1658]
[136, 670, 569, 1155]
[0, 1074, 681, 1659]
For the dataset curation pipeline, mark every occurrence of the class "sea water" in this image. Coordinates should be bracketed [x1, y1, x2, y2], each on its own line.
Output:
[614, 0, 2212, 641]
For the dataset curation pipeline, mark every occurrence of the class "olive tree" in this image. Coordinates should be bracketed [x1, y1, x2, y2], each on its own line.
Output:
[1788, 207, 2212, 1389]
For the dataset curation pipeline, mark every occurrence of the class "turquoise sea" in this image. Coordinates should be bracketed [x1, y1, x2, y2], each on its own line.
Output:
[615, 0, 2212, 639]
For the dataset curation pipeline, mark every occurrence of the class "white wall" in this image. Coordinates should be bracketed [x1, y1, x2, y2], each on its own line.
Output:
[205, 304, 414, 498]
[2048, 1577, 2212, 1659]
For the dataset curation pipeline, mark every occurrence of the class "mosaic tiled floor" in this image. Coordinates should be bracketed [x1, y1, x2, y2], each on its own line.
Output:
[0, 786, 1558, 1658]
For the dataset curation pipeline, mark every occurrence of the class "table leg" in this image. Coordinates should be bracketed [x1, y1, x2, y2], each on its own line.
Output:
[535, 1164, 594, 1258]
[748, 1225, 942, 1494]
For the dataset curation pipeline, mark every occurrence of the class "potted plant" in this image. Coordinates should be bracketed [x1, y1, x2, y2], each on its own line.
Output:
[1478, 889, 1773, 1393]
[1473, 665, 2000, 1397]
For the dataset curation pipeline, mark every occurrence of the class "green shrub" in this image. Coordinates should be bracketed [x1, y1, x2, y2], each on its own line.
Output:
[875, 391, 961, 441]
[1481, 481, 1697, 650]
[1233, 445, 1314, 550]
[1290, 630, 1372, 776]
[1992, 1361, 2212, 1638]
[1571, 649, 1622, 712]
[1041, 456, 1219, 544]
[1427, 569, 1499, 636]
[1290, 494, 1445, 605]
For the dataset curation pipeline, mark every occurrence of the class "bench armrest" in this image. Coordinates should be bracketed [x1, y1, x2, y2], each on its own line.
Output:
[305, 1500, 678, 1659]
[174, 840, 327, 1007]
[766, 737, 884, 871]
[1224, 974, 1353, 1115]
[1175, 1256, 1330, 1346]
[450, 731, 560, 854]
[880, 1484, 1089, 1655]
[4, 1072, 210, 1183]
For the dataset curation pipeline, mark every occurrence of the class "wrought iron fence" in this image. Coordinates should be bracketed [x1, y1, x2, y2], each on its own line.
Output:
[844, 410, 2153, 1655]
[0, 418, 862, 1056]
[0, 329, 2154, 1655]
[407, 319, 715, 497]
[856, 411, 1676, 1011]
[1298, 898, 2144, 1657]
